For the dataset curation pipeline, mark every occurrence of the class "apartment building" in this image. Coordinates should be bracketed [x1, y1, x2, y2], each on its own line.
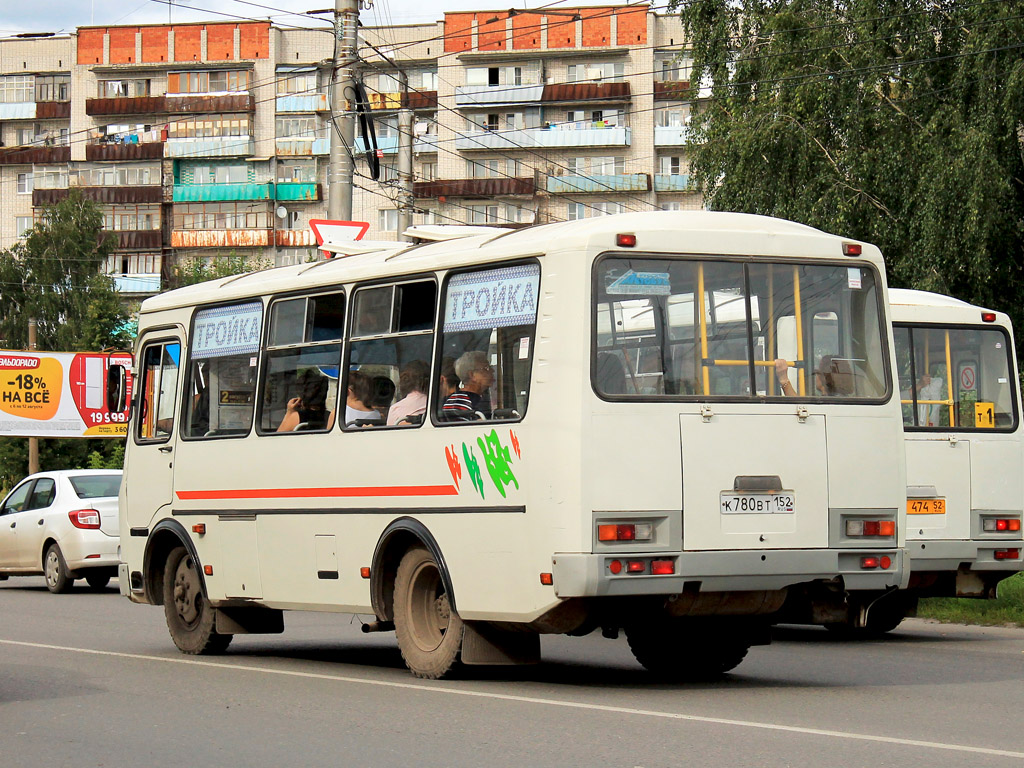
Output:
[0, 5, 697, 297]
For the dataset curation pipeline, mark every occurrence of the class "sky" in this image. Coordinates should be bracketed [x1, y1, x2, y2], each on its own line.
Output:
[0, 0, 625, 35]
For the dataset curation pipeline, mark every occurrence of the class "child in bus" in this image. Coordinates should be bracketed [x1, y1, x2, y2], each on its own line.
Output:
[277, 369, 329, 432]
[441, 350, 493, 421]
[387, 360, 429, 426]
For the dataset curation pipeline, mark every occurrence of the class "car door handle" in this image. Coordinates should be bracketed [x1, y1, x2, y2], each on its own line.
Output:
[159, 445, 173, 453]
[38, 519, 44, 525]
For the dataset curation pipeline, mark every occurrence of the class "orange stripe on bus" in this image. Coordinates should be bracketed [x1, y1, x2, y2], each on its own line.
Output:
[176, 485, 459, 500]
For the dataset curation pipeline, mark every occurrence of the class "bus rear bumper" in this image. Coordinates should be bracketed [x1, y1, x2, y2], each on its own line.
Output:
[907, 539, 1024, 573]
[551, 548, 908, 597]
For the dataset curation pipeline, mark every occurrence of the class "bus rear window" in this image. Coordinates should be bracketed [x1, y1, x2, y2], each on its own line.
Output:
[895, 325, 1017, 430]
[594, 257, 889, 400]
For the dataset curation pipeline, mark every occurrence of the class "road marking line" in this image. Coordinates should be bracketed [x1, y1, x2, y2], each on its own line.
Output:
[2, 638, 1021, 760]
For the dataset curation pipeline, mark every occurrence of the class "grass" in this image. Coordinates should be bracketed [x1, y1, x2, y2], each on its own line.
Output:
[916, 572, 1024, 627]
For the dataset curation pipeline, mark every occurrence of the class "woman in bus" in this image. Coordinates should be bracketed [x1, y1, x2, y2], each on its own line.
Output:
[326, 370, 383, 428]
[387, 361, 429, 426]
[441, 350, 493, 421]
[276, 369, 329, 432]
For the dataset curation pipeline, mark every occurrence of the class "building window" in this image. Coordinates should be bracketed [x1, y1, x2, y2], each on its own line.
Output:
[17, 173, 33, 194]
[73, 164, 158, 186]
[0, 75, 34, 103]
[566, 62, 624, 83]
[594, 202, 625, 216]
[36, 75, 70, 102]
[167, 115, 252, 139]
[33, 166, 68, 189]
[16, 217, 33, 238]
[415, 70, 438, 90]
[592, 156, 625, 175]
[467, 204, 500, 224]
[98, 79, 150, 98]
[656, 56, 693, 83]
[169, 70, 251, 94]
[659, 156, 683, 175]
[660, 201, 683, 211]
[379, 209, 399, 231]
[277, 160, 316, 183]
[173, 203, 270, 230]
[656, 106, 689, 128]
[190, 164, 249, 185]
[276, 70, 318, 95]
[418, 162, 437, 181]
[102, 204, 160, 231]
[567, 202, 585, 221]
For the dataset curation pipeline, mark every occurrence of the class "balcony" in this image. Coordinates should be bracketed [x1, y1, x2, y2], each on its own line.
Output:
[275, 183, 320, 201]
[546, 173, 650, 194]
[275, 229, 316, 247]
[455, 84, 544, 107]
[173, 183, 273, 202]
[0, 102, 37, 120]
[276, 93, 329, 113]
[414, 178, 534, 198]
[354, 134, 438, 155]
[112, 230, 163, 251]
[405, 90, 437, 110]
[654, 125, 690, 146]
[654, 81, 691, 101]
[455, 126, 630, 151]
[653, 174, 691, 192]
[37, 101, 71, 119]
[171, 229, 272, 248]
[33, 186, 163, 206]
[0, 146, 71, 165]
[111, 273, 161, 295]
[166, 137, 255, 158]
[275, 137, 329, 156]
[541, 82, 631, 103]
[164, 93, 254, 114]
[86, 96, 166, 116]
[85, 142, 164, 161]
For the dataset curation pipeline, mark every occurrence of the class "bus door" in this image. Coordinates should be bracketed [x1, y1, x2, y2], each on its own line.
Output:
[130, 334, 183, 523]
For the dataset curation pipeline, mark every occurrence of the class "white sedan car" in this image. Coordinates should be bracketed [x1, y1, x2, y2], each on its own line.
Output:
[0, 469, 122, 593]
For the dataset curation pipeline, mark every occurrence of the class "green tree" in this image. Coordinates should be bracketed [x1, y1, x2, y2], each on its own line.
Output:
[676, 0, 1024, 335]
[0, 190, 131, 482]
[171, 251, 273, 288]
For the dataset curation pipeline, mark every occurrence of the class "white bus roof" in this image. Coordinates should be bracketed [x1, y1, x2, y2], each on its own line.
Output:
[142, 211, 873, 315]
[889, 288, 1009, 327]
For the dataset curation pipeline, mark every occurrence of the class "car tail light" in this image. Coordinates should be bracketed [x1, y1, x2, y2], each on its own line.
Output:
[994, 549, 1020, 561]
[983, 518, 1021, 533]
[846, 519, 895, 537]
[69, 509, 100, 529]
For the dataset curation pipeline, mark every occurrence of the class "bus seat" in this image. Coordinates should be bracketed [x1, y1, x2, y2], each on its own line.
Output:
[596, 352, 627, 394]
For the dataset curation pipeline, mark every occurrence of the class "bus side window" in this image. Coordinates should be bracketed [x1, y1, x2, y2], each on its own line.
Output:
[259, 292, 344, 434]
[185, 301, 262, 438]
[137, 341, 180, 441]
[436, 264, 539, 423]
[345, 280, 436, 430]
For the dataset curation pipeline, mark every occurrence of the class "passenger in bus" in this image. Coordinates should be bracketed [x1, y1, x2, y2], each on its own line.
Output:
[776, 356, 854, 397]
[438, 357, 458, 401]
[441, 350, 493, 421]
[343, 370, 383, 427]
[276, 369, 329, 432]
[387, 360, 429, 426]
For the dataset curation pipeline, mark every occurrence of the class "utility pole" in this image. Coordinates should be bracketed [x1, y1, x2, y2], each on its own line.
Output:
[396, 70, 414, 241]
[328, 0, 359, 220]
[27, 317, 39, 475]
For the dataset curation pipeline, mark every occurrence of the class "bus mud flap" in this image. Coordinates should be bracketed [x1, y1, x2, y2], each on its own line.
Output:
[214, 606, 285, 635]
[461, 622, 540, 666]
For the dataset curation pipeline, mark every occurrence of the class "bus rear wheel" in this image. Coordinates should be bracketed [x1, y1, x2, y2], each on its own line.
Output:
[625, 621, 750, 680]
[162, 546, 231, 655]
[393, 546, 463, 679]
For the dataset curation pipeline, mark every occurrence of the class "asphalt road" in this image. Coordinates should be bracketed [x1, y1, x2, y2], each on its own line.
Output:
[2, 576, 1023, 767]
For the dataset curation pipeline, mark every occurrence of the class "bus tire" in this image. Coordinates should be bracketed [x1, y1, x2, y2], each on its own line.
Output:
[85, 572, 111, 591]
[44, 543, 74, 594]
[625, 622, 749, 680]
[162, 546, 231, 655]
[393, 545, 463, 679]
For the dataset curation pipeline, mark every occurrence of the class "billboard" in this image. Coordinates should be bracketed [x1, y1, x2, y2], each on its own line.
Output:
[0, 350, 133, 438]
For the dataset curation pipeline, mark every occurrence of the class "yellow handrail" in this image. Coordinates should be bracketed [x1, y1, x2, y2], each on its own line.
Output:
[944, 329, 955, 426]
[793, 266, 805, 396]
[698, 263, 710, 395]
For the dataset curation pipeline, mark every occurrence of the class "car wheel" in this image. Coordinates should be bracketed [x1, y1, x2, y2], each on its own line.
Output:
[162, 546, 231, 655]
[44, 543, 73, 594]
[85, 572, 111, 590]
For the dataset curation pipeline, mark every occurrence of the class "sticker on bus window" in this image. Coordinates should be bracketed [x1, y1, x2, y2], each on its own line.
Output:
[606, 270, 671, 296]
[444, 265, 539, 332]
[975, 402, 995, 428]
[518, 337, 530, 360]
[847, 268, 862, 289]
[192, 301, 263, 360]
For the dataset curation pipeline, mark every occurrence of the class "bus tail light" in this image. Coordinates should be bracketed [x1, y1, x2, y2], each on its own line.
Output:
[846, 519, 895, 537]
[360, 567, 370, 579]
[616, 233, 637, 247]
[68, 509, 100, 529]
[994, 549, 1020, 560]
[981, 312, 997, 323]
[983, 518, 1021, 532]
[861, 556, 879, 569]
[626, 560, 646, 573]
[842, 242, 862, 256]
[192, 523, 206, 535]
[203, 565, 213, 576]
[651, 560, 674, 575]
[597, 523, 653, 542]
[608, 559, 623, 574]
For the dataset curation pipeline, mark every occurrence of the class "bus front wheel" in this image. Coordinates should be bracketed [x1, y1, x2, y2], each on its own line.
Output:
[393, 545, 463, 679]
[625, 621, 750, 680]
[162, 546, 231, 655]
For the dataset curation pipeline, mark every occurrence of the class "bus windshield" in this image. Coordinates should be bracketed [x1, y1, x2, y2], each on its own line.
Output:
[594, 256, 889, 400]
[894, 324, 1017, 430]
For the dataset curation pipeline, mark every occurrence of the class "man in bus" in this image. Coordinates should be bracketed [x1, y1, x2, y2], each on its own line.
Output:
[441, 350, 493, 421]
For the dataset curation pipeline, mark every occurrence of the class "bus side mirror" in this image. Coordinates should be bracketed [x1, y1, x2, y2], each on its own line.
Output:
[107, 364, 128, 414]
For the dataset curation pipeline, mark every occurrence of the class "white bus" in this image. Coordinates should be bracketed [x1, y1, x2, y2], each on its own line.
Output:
[856, 289, 1023, 633]
[115, 211, 908, 679]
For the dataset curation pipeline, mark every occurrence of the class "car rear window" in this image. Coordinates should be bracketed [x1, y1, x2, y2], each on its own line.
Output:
[69, 475, 122, 499]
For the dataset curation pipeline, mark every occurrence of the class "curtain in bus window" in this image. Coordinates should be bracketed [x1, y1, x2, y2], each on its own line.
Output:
[260, 292, 344, 434]
[907, 326, 1016, 429]
[437, 265, 539, 422]
[186, 301, 262, 438]
[345, 281, 435, 429]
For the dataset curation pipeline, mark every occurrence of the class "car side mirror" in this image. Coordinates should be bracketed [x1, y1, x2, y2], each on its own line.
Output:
[107, 364, 128, 414]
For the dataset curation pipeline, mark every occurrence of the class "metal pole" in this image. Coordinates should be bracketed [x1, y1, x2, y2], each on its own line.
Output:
[397, 70, 414, 241]
[28, 318, 39, 475]
[328, 0, 359, 220]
